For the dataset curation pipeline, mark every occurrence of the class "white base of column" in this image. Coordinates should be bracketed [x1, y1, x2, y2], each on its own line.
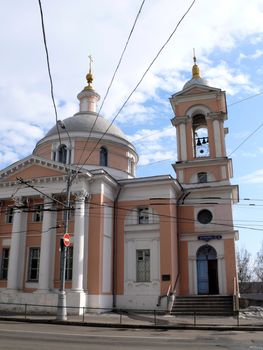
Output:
[67, 291, 87, 315]
[0, 290, 87, 315]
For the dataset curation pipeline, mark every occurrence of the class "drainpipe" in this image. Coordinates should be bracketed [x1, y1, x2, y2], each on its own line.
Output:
[112, 183, 122, 308]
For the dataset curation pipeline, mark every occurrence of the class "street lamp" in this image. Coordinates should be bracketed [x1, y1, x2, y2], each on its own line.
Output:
[56, 120, 72, 321]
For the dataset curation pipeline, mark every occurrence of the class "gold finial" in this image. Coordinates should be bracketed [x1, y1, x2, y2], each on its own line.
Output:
[85, 55, 94, 90]
[192, 48, 200, 78]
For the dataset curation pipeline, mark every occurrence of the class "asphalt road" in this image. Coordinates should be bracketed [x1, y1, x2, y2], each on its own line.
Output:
[0, 321, 262, 350]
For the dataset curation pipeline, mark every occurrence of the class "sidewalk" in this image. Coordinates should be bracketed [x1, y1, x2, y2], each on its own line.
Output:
[0, 310, 263, 331]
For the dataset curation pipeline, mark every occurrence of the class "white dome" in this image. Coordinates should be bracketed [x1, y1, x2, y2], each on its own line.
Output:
[183, 76, 208, 90]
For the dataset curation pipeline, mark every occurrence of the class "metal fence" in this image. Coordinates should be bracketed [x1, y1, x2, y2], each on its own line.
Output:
[0, 302, 262, 328]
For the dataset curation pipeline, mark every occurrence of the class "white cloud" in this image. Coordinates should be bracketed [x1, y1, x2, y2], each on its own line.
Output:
[139, 151, 174, 166]
[0, 0, 263, 170]
[237, 169, 263, 184]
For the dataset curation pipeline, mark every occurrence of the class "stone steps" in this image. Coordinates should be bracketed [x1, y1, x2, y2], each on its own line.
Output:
[171, 295, 234, 316]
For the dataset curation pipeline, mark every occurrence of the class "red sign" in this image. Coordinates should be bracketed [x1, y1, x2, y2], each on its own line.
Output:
[63, 233, 71, 247]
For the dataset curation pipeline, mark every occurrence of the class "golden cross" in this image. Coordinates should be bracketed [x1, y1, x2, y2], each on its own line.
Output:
[88, 55, 93, 72]
[193, 48, 196, 63]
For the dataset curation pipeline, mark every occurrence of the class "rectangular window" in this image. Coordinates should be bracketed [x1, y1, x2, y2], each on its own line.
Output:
[28, 248, 40, 281]
[136, 249, 150, 282]
[0, 248, 10, 280]
[65, 246, 73, 280]
[32, 205, 44, 222]
[5, 207, 14, 224]
[198, 172, 207, 183]
[138, 207, 149, 224]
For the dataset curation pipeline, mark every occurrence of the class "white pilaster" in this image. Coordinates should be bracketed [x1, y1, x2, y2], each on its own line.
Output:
[213, 119, 221, 157]
[151, 239, 159, 281]
[217, 255, 226, 294]
[38, 198, 56, 291]
[7, 198, 28, 290]
[188, 256, 197, 295]
[179, 123, 187, 161]
[72, 191, 87, 291]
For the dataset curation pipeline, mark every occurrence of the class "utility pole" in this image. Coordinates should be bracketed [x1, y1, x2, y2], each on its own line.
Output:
[56, 172, 71, 321]
[56, 120, 72, 321]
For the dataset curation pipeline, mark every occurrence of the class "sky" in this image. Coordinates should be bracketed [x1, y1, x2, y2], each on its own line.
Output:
[0, 0, 263, 257]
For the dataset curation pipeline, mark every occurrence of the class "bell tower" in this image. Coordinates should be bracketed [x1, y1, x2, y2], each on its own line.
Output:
[170, 56, 239, 297]
[170, 57, 232, 185]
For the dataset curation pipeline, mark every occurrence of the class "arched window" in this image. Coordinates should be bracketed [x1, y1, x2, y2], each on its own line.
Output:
[100, 147, 108, 166]
[192, 114, 209, 158]
[58, 144, 67, 164]
[197, 245, 217, 261]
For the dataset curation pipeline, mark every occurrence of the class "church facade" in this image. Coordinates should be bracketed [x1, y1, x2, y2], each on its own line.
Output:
[0, 60, 239, 313]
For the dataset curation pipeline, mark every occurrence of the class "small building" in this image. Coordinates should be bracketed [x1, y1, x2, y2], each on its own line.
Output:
[0, 59, 239, 313]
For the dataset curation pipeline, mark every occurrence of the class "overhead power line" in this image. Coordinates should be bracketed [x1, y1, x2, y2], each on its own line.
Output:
[74, 0, 147, 171]
[1, 199, 263, 233]
[38, 0, 62, 146]
[70, 0, 197, 183]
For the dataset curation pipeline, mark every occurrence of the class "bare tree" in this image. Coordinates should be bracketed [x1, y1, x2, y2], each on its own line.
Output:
[237, 247, 253, 283]
[254, 241, 263, 282]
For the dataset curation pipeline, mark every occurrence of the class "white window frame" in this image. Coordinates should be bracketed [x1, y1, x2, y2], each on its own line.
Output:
[138, 207, 149, 224]
[136, 249, 151, 282]
[5, 207, 14, 224]
[32, 204, 44, 222]
[0, 247, 9, 280]
[27, 247, 40, 282]
[65, 246, 73, 280]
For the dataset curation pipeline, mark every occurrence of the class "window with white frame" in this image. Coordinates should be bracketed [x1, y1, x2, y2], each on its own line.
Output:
[65, 246, 73, 280]
[136, 249, 150, 282]
[58, 144, 68, 164]
[197, 172, 207, 183]
[138, 207, 149, 224]
[0, 248, 9, 280]
[32, 204, 44, 222]
[28, 248, 40, 281]
[100, 146, 108, 166]
[5, 207, 14, 224]
[128, 158, 135, 176]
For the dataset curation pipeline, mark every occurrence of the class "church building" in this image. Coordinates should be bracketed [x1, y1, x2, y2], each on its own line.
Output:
[0, 59, 239, 313]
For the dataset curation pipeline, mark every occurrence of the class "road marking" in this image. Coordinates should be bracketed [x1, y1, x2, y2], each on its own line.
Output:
[0, 327, 189, 341]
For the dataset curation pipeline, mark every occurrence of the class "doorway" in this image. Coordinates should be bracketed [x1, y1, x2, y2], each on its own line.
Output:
[197, 245, 219, 295]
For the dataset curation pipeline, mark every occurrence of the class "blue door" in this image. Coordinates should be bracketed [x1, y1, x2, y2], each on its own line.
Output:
[196, 245, 218, 295]
[197, 259, 208, 294]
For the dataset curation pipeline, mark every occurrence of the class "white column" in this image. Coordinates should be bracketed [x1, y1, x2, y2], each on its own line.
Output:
[7, 198, 28, 290]
[38, 198, 56, 291]
[72, 191, 87, 291]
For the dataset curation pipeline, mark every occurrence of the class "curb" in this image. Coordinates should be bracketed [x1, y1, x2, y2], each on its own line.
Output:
[1, 317, 263, 332]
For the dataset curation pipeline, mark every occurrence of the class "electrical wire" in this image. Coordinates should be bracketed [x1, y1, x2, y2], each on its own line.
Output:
[75, 0, 147, 169]
[1, 197, 263, 232]
[38, 0, 62, 147]
[70, 0, 197, 184]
